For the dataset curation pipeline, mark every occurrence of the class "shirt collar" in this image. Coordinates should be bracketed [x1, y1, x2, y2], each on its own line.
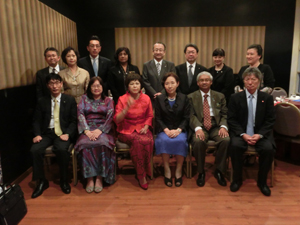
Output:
[200, 89, 211, 97]
[245, 89, 258, 99]
[90, 55, 99, 61]
[154, 59, 163, 65]
[186, 61, 196, 68]
[51, 93, 62, 102]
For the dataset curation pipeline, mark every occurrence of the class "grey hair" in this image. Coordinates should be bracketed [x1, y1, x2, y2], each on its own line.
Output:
[242, 67, 262, 83]
[196, 71, 213, 82]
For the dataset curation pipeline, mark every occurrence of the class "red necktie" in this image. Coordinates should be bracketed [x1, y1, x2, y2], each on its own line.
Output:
[203, 94, 211, 131]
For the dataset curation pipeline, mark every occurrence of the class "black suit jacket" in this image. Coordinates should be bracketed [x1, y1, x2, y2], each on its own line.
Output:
[155, 92, 190, 134]
[142, 59, 176, 100]
[208, 64, 235, 104]
[36, 66, 65, 100]
[78, 56, 112, 94]
[236, 64, 275, 89]
[176, 63, 207, 95]
[32, 94, 77, 141]
[107, 64, 140, 104]
[227, 91, 276, 147]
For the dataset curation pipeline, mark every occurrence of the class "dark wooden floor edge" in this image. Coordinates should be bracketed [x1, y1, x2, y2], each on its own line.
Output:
[12, 167, 32, 185]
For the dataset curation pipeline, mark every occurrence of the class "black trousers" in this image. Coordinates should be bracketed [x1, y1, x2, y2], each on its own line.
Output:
[230, 136, 274, 184]
[30, 129, 71, 182]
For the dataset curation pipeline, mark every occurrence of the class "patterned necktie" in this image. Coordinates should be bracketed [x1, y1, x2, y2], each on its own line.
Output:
[203, 94, 212, 131]
[246, 95, 254, 136]
[188, 65, 193, 87]
[54, 99, 63, 136]
[156, 62, 161, 76]
[93, 58, 98, 76]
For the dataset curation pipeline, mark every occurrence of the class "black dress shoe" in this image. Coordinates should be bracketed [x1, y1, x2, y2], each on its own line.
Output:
[60, 182, 71, 194]
[257, 183, 271, 196]
[230, 181, 242, 192]
[196, 173, 205, 187]
[214, 170, 227, 186]
[31, 179, 49, 198]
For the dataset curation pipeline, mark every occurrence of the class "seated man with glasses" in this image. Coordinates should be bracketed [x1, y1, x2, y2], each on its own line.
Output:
[30, 73, 77, 198]
[78, 35, 112, 95]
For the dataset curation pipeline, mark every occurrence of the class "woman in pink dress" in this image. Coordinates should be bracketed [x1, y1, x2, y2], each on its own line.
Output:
[114, 73, 154, 190]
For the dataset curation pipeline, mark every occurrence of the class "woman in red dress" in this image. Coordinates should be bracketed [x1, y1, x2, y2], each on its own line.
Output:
[114, 73, 154, 190]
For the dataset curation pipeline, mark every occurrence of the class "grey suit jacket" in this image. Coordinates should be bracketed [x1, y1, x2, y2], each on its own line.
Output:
[142, 59, 176, 100]
[188, 90, 228, 137]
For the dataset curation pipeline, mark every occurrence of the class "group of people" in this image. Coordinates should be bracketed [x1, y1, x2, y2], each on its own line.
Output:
[31, 35, 276, 199]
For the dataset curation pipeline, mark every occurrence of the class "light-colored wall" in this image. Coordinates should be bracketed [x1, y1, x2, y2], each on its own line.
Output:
[289, 0, 300, 95]
[115, 26, 265, 73]
[0, 0, 78, 90]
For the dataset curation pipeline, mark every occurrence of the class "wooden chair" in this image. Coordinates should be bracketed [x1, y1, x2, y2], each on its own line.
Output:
[229, 145, 275, 187]
[44, 143, 78, 186]
[271, 87, 288, 101]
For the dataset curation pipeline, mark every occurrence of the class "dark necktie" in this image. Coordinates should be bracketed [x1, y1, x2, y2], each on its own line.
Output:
[203, 94, 212, 131]
[188, 65, 193, 87]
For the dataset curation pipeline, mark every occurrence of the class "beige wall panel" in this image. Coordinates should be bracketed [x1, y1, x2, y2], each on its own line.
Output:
[0, 0, 77, 89]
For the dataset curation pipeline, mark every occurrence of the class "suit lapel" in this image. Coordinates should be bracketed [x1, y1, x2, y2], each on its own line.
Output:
[160, 60, 167, 79]
[193, 64, 202, 85]
[194, 91, 203, 119]
[150, 60, 159, 78]
[86, 57, 94, 76]
[211, 91, 217, 116]
[97, 56, 102, 76]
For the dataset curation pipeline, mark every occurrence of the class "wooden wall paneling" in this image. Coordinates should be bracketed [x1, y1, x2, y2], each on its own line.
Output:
[0, 0, 7, 88]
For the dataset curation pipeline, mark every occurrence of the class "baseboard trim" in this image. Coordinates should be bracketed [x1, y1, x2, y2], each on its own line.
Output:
[12, 167, 32, 185]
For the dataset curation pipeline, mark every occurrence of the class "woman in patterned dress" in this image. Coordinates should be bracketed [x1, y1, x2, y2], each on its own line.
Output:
[75, 77, 115, 193]
[114, 73, 154, 190]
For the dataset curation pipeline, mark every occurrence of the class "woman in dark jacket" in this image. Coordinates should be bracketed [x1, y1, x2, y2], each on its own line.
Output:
[108, 47, 140, 104]
[155, 72, 190, 187]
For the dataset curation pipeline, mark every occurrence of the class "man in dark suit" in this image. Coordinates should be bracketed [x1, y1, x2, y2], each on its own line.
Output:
[142, 42, 176, 102]
[188, 71, 230, 187]
[228, 67, 275, 196]
[78, 35, 112, 95]
[30, 73, 77, 198]
[36, 47, 64, 100]
[176, 44, 207, 95]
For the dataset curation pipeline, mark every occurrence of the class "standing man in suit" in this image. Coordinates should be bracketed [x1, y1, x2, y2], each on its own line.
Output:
[176, 44, 207, 95]
[30, 73, 77, 198]
[188, 71, 230, 187]
[36, 47, 64, 100]
[142, 42, 176, 102]
[78, 35, 112, 95]
[228, 67, 275, 196]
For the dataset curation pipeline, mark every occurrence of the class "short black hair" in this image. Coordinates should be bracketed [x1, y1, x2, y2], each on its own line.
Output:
[247, 44, 263, 60]
[161, 72, 179, 87]
[184, 44, 199, 53]
[212, 48, 225, 57]
[153, 42, 166, 51]
[88, 35, 101, 46]
[61, 46, 80, 65]
[114, 47, 132, 65]
[86, 77, 106, 100]
[44, 47, 59, 57]
[46, 73, 62, 84]
[125, 73, 143, 89]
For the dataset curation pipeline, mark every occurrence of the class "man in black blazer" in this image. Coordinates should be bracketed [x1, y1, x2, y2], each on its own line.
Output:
[176, 44, 207, 95]
[228, 67, 275, 196]
[142, 42, 176, 102]
[78, 35, 112, 95]
[30, 73, 77, 198]
[36, 47, 64, 100]
[188, 72, 230, 187]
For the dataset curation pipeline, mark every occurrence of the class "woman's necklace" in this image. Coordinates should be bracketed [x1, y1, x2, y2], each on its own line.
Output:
[168, 95, 176, 101]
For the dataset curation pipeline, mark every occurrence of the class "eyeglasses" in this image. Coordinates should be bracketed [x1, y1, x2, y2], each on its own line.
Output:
[153, 48, 164, 52]
[48, 81, 61, 86]
[89, 45, 101, 48]
[91, 85, 102, 89]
